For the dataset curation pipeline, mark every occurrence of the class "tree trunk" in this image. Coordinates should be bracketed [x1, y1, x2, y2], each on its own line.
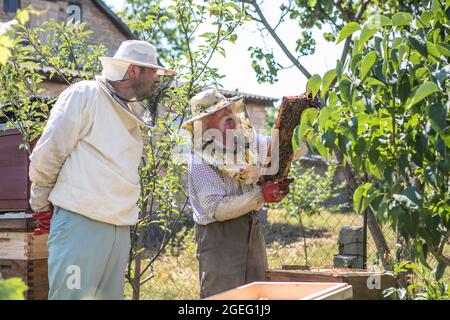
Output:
[132, 227, 144, 300]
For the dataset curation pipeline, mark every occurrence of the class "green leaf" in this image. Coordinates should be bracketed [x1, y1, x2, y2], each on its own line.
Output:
[321, 69, 337, 96]
[425, 165, 438, 189]
[300, 108, 319, 126]
[435, 263, 447, 281]
[321, 131, 336, 148]
[228, 34, 238, 44]
[353, 183, 378, 213]
[393, 186, 423, 211]
[415, 67, 428, 79]
[339, 78, 352, 104]
[360, 51, 377, 80]
[292, 123, 310, 151]
[315, 136, 328, 159]
[408, 35, 428, 58]
[426, 41, 442, 59]
[407, 81, 439, 107]
[365, 77, 386, 87]
[318, 106, 339, 130]
[306, 74, 322, 98]
[337, 22, 361, 44]
[0, 46, 11, 65]
[367, 14, 392, 27]
[368, 147, 380, 164]
[358, 24, 380, 51]
[392, 12, 413, 26]
[350, 54, 362, 73]
[420, 11, 434, 25]
[436, 43, 450, 57]
[428, 103, 447, 134]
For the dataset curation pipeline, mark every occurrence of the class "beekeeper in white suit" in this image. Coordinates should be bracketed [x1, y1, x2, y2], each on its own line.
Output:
[29, 40, 176, 300]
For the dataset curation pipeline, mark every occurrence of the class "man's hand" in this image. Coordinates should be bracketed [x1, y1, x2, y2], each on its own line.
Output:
[261, 178, 293, 203]
[32, 204, 54, 236]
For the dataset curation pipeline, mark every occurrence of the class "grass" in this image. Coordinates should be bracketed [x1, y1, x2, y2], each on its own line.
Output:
[124, 209, 450, 300]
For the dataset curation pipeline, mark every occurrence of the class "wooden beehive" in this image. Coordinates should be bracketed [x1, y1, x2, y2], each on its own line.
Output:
[266, 266, 397, 300]
[206, 282, 353, 300]
[0, 213, 49, 300]
[0, 129, 33, 212]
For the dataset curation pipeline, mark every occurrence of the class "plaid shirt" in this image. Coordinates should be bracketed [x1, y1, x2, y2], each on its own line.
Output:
[188, 135, 271, 225]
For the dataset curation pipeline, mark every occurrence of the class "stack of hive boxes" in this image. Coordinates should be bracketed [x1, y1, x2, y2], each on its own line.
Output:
[0, 213, 49, 299]
[333, 226, 364, 269]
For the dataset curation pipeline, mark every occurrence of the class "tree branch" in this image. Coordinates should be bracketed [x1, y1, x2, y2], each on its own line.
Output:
[339, 0, 371, 64]
[244, 0, 312, 79]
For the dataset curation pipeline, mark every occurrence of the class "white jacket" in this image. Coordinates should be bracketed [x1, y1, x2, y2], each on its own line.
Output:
[29, 77, 144, 226]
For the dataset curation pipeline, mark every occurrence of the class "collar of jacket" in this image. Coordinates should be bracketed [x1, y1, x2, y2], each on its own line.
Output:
[95, 76, 154, 128]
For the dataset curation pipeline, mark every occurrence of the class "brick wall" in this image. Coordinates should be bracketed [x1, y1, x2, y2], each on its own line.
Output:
[0, 0, 129, 54]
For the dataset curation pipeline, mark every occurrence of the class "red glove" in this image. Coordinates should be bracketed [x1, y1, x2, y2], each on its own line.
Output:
[261, 179, 292, 203]
[32, 204, 54, 236]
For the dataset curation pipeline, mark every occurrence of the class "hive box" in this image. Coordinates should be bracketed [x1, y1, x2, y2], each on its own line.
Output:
[266, 266, 397, 300]
[0, 129, 34, 212]
[205, 282, 353, 300]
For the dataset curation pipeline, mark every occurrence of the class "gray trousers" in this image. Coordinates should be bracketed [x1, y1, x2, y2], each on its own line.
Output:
[195, 213, 268, 298]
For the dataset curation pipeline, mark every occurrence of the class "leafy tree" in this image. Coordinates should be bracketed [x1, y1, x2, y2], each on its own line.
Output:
[298, 3, 450, 275]
[240, 0, 438, 273]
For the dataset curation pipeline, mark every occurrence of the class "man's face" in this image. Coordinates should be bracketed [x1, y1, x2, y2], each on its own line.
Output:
[205, 106, 237, 134]
[130, 66, 161, 99]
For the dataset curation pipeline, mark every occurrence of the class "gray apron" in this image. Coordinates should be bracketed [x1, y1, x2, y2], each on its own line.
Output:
[195, 212, 268, 298]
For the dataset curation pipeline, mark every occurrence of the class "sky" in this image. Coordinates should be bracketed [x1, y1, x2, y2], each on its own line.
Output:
[105, 0, 344, 101]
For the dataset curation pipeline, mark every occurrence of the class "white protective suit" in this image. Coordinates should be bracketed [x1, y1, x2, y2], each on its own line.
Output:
[29, 76, 144, 226]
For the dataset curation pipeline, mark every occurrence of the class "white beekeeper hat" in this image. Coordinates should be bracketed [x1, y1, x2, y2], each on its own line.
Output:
[99, 40, 176, 80]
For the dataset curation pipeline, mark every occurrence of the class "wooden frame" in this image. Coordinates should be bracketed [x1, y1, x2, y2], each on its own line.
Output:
[205, 282, 353, 300]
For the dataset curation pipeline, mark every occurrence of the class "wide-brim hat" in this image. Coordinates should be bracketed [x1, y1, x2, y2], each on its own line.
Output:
[99, 40, 176, 77]
[182, 89, 244, 133]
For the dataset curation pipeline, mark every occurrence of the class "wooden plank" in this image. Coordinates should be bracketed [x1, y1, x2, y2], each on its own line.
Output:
[265, 269, 397, 300]
[305, 284, 353, 300]
[266, 270, 344, 283]
[260, 94, 320, 182]
[0, 232, 48, 260]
